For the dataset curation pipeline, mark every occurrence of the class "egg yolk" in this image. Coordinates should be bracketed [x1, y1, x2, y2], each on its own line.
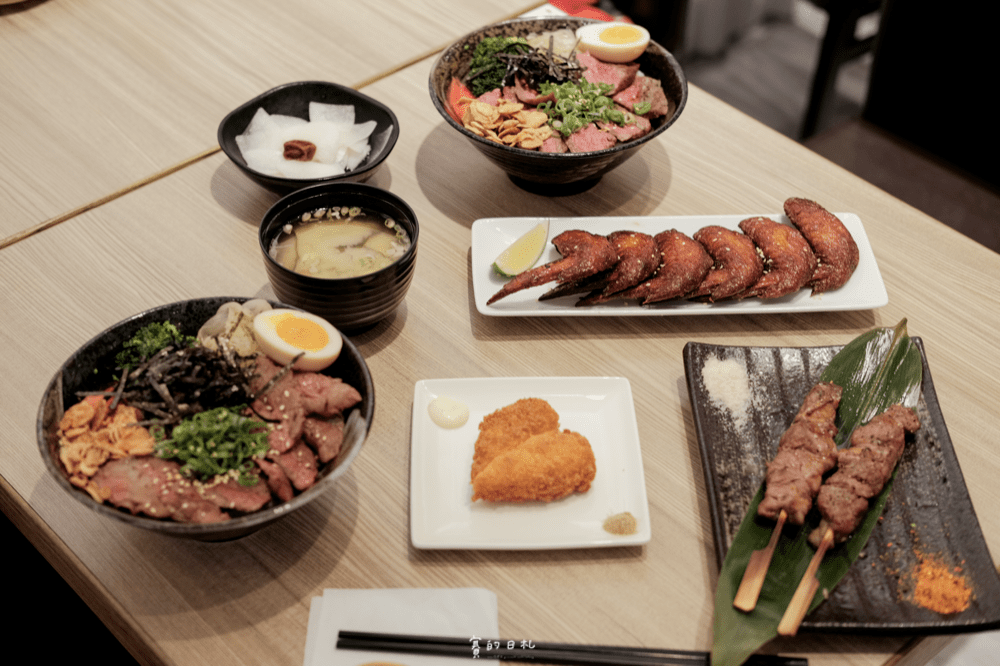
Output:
[274, 313, 330, 351]
[600, 25, 643, 45]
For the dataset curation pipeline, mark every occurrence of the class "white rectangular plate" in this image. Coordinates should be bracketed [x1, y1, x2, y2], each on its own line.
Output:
[472, 214, 887, 316]
[410, 377, 651, 549]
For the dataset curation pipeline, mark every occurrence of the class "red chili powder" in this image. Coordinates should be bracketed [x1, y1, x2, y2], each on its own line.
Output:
[910, 552, 972, 614]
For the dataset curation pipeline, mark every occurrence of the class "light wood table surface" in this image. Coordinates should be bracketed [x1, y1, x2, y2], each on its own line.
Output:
[0, 0, 535, 238]
[2, 3, 998, 666]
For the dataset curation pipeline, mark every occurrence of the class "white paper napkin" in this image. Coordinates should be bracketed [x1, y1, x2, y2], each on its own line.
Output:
[303, 588, 499, 666]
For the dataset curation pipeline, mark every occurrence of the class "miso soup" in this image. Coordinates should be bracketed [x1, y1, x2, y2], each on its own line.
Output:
[270, 205, 411, 279]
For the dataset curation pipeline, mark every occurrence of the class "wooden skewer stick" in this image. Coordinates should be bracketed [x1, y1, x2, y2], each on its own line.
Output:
[733, 509, 787, 612]
[777, 527, 834, 636]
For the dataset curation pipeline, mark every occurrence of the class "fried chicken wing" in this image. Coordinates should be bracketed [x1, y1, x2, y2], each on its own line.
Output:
[471, 429, 596, 502]
[689, 226, 764, 301]
[487, 230, 617, 305]
[739, 216, 818, 299]
[616, 230, 714, 304]
[470, 398, 560, 481]
[537, 270, 610, 302]
[576, 230, 659, 306]
[783, 197, 859, 294]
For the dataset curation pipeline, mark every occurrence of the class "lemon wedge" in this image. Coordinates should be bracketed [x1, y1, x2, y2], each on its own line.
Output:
[492, 221, 549, 278]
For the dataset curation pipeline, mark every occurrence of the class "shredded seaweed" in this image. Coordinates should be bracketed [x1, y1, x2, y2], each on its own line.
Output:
[83, 344, 256, 426]
[492, 36, 583, 91]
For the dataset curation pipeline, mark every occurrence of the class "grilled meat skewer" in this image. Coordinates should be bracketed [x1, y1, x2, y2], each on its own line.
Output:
[758, 382, 843, 525]
[809, 403, 920, 547]
[734, 381, 842, 612]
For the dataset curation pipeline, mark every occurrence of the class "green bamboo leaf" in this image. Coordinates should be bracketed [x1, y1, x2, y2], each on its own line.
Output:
[711, 320, 922, 666]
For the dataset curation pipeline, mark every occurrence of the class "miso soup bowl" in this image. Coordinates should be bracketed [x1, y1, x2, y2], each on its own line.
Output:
[259, 182, 419, 331]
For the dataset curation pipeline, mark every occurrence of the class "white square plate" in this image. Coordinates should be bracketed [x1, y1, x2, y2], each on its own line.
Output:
[410, 377, 651, 549]
[472, 214, 887, 316]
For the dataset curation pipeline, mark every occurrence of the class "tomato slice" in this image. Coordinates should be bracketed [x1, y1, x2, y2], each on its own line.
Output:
[446, 77, 474, 124]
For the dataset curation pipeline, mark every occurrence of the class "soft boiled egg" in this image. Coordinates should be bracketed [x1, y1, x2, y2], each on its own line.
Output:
[252, 309, 343, 372]
[575, 22, 650, 64]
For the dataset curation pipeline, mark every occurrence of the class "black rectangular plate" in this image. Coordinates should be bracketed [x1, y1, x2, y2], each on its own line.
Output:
[683, 338, 1000, 633]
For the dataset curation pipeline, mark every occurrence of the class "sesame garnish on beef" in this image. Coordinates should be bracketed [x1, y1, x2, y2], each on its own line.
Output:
[90, 456, 230, 523]
[302, 415, 345, 463]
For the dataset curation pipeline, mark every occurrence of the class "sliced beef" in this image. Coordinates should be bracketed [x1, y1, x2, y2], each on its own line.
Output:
[565, 123, 618, 153]
[257, 458, 294, 502]
[90, 456, 229, 523]
[252, 355, 359, 452]
[251, 356, 307, 432]
[250, 353, 284, 390]
[303, 415, 345, 463]
[476, 88, 503, 106]
[296, 373, 362, 417]
[265, 409, 306, 453]
[540, 134, 569, 153]
[501, 86, 519, 102]
[250, 354, 361, 484]
[576, 52, 639, 95]
[514, 76, 555, 105]
[613, 76, 672, 118]
[598, 106, 651, 142]
[198, 471, 271, 513]
[271, 441, 318, 491]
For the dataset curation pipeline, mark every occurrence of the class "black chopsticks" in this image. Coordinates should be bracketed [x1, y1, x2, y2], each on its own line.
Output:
[336, 630, 808, 666]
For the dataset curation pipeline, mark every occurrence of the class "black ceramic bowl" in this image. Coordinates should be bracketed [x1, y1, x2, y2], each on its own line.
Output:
[218, 81, 399, 194]
[259, 182, 418, 331]
[429, 17, 687, 193]
[36, 297, 375, 542]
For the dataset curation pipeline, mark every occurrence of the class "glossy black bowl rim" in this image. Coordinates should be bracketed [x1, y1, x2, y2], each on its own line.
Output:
[428, 17, 688, 161]
[218, 80, 400, 187]
[259, 182, 419, 287]
[35, 296, 376, 537]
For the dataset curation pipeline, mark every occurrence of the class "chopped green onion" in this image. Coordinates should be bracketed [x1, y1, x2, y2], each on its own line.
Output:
[537, 80, 632, 137]
[154, 406, 269, 486]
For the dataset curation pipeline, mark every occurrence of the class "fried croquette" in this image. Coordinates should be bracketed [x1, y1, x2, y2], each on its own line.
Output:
[783, 197, 859, 294]
[470, 398, 560, 481]
[471, 429, 597, 502]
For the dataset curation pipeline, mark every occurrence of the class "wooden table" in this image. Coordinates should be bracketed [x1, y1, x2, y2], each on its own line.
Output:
[2, 2, 997, 665]
[0, 0, 536, 237]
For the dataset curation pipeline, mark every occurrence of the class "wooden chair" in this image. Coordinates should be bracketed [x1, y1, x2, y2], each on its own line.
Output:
[804, 0, 999, 252]
[861, 0, 996, 188]
[799, 0, 882, 139]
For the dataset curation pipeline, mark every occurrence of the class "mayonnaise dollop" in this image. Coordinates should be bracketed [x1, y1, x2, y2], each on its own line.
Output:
[428, 396, 469, 428]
